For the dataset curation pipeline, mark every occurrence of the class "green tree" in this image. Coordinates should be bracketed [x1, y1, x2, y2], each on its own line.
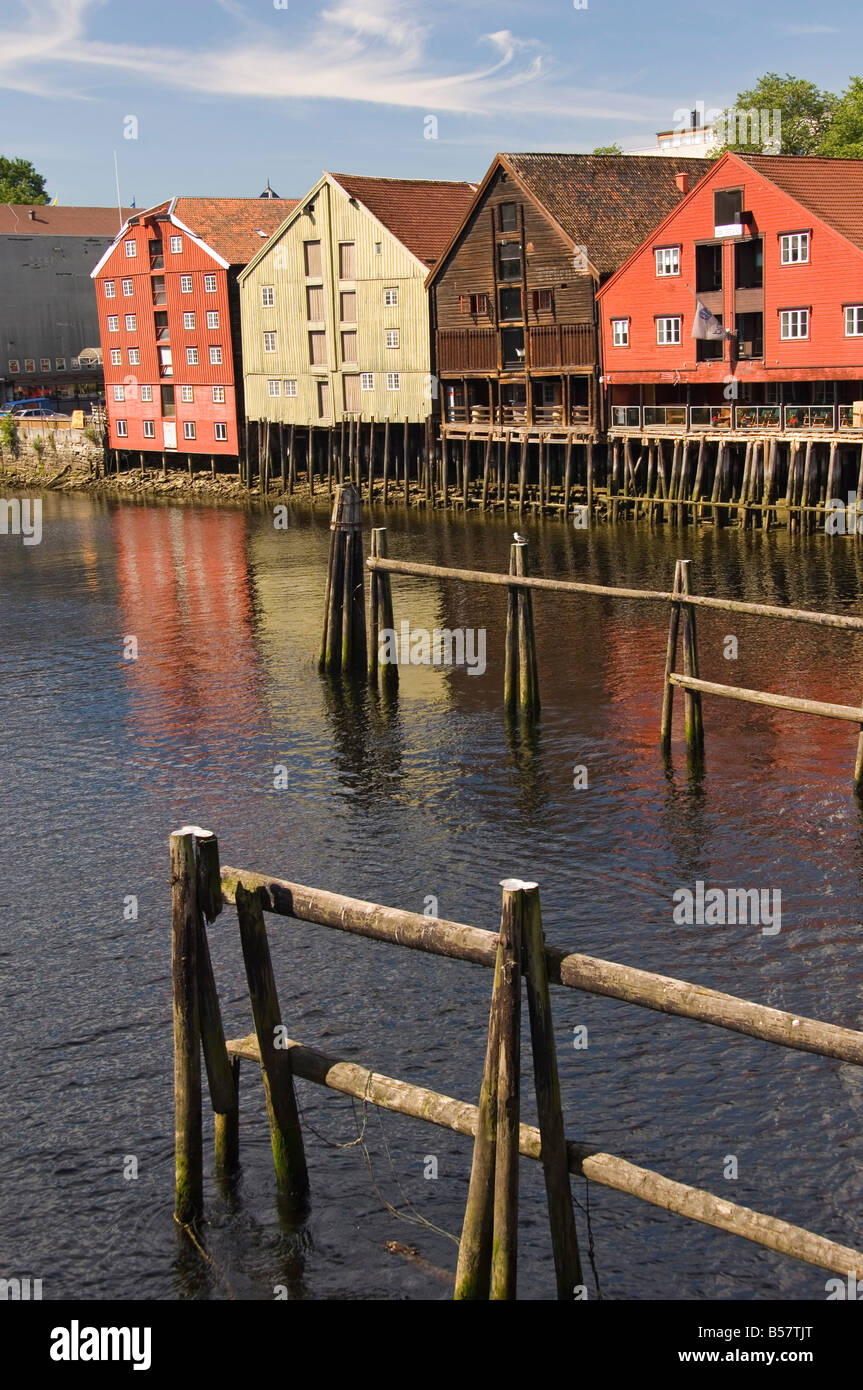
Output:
[0, 156, 49, 204]
[819, 75, 863, 157]
[591, 143, 624, 154]
[712, 73, 834, 156]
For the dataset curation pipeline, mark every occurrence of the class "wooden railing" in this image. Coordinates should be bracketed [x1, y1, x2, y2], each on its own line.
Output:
[437, 329, 497, 371]
[529, 323, 594, 368]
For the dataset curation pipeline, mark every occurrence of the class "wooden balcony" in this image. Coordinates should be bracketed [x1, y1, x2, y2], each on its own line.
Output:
[529, 323, 594, 369]
[437, 329, 497, 372]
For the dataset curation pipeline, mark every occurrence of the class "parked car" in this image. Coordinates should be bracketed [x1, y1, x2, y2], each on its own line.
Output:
[0, 401, 69, 420]
[0, 397, 53, 417]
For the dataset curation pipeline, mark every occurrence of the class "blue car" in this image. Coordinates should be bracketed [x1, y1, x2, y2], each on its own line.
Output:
[0, 397, 55, 417]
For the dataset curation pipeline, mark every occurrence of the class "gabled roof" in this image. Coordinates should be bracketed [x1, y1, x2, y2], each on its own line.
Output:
[328, 173, 477, 266]
[171, 197, 297, 265]
[0, 205, 135, 237]
[502, 153, 715, 277]
[737, 154, 863, 253]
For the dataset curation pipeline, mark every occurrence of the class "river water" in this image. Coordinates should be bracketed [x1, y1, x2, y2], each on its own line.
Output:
[1, 491, 862, 1301]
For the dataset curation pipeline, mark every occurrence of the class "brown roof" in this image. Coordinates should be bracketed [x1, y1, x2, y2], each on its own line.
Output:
[172, 197, 297, 265]
[738, 154, 863, 253]
[0, 205, 135, 237]
[501, 153, 715, 276]
[328, 173, 477, 266]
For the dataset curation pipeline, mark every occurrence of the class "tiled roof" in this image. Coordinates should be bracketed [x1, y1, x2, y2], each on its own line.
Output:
[739, 155, 863, 252]
[328, 173, 478, 266]
[0, 205, 135, 237]
[172, 197, 297, 265]
[502, 153, 715, 276]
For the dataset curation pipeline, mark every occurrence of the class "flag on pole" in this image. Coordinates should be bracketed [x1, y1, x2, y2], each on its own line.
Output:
[691, 299, 727, 340]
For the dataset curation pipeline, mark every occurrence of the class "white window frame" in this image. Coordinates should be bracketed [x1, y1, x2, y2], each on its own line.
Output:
[116, 419, 128, 436]
[612, 318, 630, 347]
[125, 314, 136, 332]
[656, 316, 681, 345]
[186, 347, 199, 365]
[110, 349, 122, 366]
[780, 308, 809, 339]
[180, 275, 193, 294]
[140, 385, 153, 402]
[206, 311, 219, 329]
[209, 346, 222, 365]
[845, 306, 863, 337]
[781, 232, 809, 265]
[128, 348, 140, 365]
[55, 357, 66, 371]
[284, 379, 298, 397]
[143, 420, 155, 438]
[183, 312, 196, 330]
[214, 422, 228, 441]
[263, 332, 277, 353]
[655, 246, 680, 277]
[267, 379, 281, 396]
[361, 372, 375, 392]
[385, 329, 400, 349]
[40, 358, 51, 373]
[261, 285, 274, 307]
[181, 385, 194, 402]
[212, 385, 225, 403]
[104, 280, 116, 298]
[386, 372, 400, 391]
[122, 278, 133, 296]
[384, 287, 398, 307]
[113, 384, 125, 402]
[204, 274, 217, 293]
[124, 239, 137, 258]
[107, 315, 119, 332]
[170, 235, 183, 253]
[183, 421, 196, 441]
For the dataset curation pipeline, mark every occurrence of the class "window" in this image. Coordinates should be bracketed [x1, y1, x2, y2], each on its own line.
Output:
[781, 232, 809, 264]
[384, 287, 398, 307]
[307, 285, 325, 320]
[116, 419, 128, 436]
[341, 331, 358, 363]
[284, 379, 298, 397]
[214, 422, 228, 441]
[7, 359, 19, 373]
[532, 289, 553, 313]
[113, 384, 125, 401]
[154, 311, 169, 342]
[655, 246, 680, 276]
[104, 280, 116, 298]
[261, 285, 275, 307]
[110, 349, 122, 366]
[340, 290, 356, 322]
[204, 274, 217, 292]
[361, 372, 374, 391]
[55, 357, 66, 371]
[183, 421, 196, 440]
[499, 202, 518, 231]
[206, 311, 219, 329]
[107, 315, 119, 332]
[304, 241, 322, 277]
[385, 329, 400, 348]
[140, 385, 153, 402]
[780, 308, 809, 339]
[125, 314, 136, 332]
[24, 359, 35, 373]
[501, 328, 524, 366]
[339, 242, 357, 279]
[386, 372, 400, 391]
[209, 346, 222, 364]
[128, 348, 140, 365]
[263, 332, 277, 352]
[498, 240, 522, 281]
[143, 420, 155, 438]
[122, 278, 133, 296]
[267, 379, 281, 396]
[149, 239, 163, 268]
[170, 235, 183, 253]
[461, 293, 489, 315]
[180, 275, 193, 293]
[70, 357, 80, 370]
[845, 306, 863, 336]
[714, 188, 743, 230]
[656, 316, 681, 344]
[181, 385, 194, 402]
[151, 275, 166, 306]
[308, 331, 326, 365]
[212, 385, 225, 403]
[40, 358, 51, 372]
[186, 347, 199, 365]
[161, 385, 175, 416]
[183, 312, 196, 330]
[159, 348, 173, 376]
[612, 318, 629, 347]
[124, 239, 136, 258]
[499, 288, 521, 321]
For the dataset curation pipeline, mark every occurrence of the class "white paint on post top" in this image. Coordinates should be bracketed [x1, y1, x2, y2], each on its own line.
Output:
[499, 878, 539, 892]
[172, 825, 214, 840]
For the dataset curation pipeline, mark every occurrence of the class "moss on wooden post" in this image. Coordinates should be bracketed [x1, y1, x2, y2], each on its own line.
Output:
[319, 483, 366, 675]
[368, 528, 398, 692]
[214, 1055, 241, 1189]
[454, 936, 503, 1299]
[236, 883, 309, 1201]
[170, 828, 203, 1225]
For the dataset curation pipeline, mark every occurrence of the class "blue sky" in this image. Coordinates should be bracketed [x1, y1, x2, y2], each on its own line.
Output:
[0, 0, 859, 207]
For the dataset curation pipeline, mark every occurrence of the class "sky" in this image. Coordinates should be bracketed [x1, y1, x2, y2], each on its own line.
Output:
[0, 0, 860, 208]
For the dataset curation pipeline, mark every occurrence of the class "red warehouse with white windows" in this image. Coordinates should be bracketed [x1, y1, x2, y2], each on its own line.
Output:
[91, 196, 291, 459]
[597, 153, 863, 434]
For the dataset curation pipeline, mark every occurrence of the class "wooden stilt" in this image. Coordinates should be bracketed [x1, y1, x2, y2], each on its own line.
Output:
[490, 882, 523, 1301]
[563, 436, 573, 519]
[482, 433, 492, 510]
[518, 434, 528, 514]
[214, 1056, 240, 1186]
[171, 828, 203, 1225]
[679, 558, 704, 758]
[368, 528, 397, 690]
[382, 418, 390, 507]
[660, 559, 684, 753]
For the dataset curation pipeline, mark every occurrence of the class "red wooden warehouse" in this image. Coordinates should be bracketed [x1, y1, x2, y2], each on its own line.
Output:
[91, 196, 292, 462]
[597, 152, 863, 436]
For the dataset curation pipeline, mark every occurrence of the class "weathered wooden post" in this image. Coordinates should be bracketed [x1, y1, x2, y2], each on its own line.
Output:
[660, 559, 684, 754]
[368, 528, 398, 692]
[235, 883, 309, 1201]
[504, 541, 540, 718]
[521, 883, 584, 1300]
[170, 827, 203, 1225]
[679, 559, 704, 758]
[319, 483, 366, 675]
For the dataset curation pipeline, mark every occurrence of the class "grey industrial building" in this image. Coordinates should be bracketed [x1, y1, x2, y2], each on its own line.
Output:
[0, 204, 133, 405]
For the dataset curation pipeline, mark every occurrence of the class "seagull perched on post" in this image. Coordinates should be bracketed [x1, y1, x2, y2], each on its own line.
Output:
[513, 530, 527, 543]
